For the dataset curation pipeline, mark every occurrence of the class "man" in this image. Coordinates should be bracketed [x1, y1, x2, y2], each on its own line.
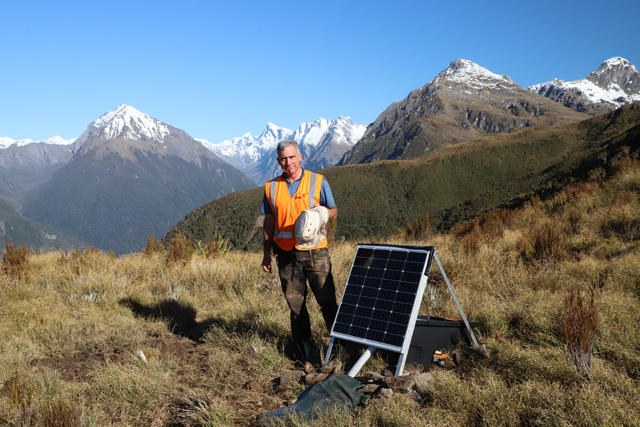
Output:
[262, 139, 339, 360]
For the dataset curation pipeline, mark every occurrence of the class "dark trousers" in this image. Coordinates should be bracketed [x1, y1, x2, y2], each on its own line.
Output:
[273, 245, 338, 343]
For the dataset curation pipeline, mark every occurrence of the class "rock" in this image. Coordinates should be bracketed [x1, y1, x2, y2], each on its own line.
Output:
[304, 362, 315, 373]
[406, 389, 423, 404]
[243, 380, 264, 393]
[402, 362, 424, 376]
[413, 372, 435, 395]
[279, 370, 305, 388]
[359, 383, 380, 394]
[319, 364, 334, 375]
[358, 371, 385, 383]
[379, 388, 393, 398]
[451, 345, 490, 365]
[304, 372, 328, 385]
[390, 375, 416, 393]
[382, 368, 394, 378]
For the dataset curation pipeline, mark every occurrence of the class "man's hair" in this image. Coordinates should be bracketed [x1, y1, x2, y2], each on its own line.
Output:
[277, 139, 300, 156]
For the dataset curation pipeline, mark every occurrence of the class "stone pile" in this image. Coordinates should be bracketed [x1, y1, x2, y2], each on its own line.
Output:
[265, 344, 491, 403]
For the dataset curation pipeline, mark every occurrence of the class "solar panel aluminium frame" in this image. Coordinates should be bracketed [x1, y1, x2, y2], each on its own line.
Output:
[325, 243, 435, 377]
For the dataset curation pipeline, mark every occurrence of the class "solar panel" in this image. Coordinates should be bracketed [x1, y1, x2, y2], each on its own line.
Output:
[330, 244, 435, 353]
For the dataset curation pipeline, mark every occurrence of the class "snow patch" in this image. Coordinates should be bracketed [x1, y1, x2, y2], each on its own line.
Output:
[528, 57, 640, 107]
[0, 136, 76, 149]
[432, 59, 516, 89]
[91, 104, 171, 141]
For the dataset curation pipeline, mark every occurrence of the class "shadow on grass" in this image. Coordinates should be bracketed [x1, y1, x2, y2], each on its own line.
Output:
[118, 297, 367, 366]
[118, 297, 288, 346]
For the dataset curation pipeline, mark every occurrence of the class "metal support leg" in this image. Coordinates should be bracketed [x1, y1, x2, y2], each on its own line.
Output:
[347, 345, 376, 377]
[434, 252, 479, 347]
[395, 351, 408, 376]
[324, 337, 335, 366]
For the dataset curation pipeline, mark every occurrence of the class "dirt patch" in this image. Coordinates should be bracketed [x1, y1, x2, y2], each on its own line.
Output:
[32, 331, 210, 385]
[35, 350, 101, 382]
[142, 332, 211, 388]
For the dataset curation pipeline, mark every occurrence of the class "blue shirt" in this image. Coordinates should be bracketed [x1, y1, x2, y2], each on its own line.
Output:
[262, 170, 336, 215]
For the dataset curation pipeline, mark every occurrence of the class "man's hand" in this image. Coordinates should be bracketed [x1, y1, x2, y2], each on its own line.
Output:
[327, 206, 337, 220]
[262, 214, 275, 273]
[262, 253, 272, 273]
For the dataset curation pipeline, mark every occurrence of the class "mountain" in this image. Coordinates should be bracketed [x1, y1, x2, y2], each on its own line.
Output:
[19, 105, 254, 254]
[202, 123, 291, 177]
[339, 59, 589, 165]
[0, 135, 76, 150]
[0, 196, 85, 250]
[0, 136, 75, 200]
[165, 102, 640, 251]
[529, 57, 640, 115]
[207, 116, 366, 184]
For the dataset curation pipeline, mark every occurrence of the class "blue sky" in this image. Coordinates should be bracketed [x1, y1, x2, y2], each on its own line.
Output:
[1, 0, 639, 143]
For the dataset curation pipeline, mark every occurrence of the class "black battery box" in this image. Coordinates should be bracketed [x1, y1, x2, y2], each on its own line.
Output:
[406, 315, 480, 370]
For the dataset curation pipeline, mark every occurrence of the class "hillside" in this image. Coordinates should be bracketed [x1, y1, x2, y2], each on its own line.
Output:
[0, 141, 73, 199]
[0, 197, 84, 250]
[1, 148, 639, 425]
[165, 103, 640, 251]
[21, 149, 250, 255]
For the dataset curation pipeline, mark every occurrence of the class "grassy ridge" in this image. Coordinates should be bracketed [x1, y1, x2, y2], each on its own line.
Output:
[1, 154, 640, 425]
[167, 103, 640, 251]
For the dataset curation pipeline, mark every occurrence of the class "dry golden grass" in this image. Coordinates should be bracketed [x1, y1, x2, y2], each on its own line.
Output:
[2, 239, 30, 282]
[1, 161, 640, 425]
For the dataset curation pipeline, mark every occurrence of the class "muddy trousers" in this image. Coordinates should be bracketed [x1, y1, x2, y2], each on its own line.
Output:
[273, 245, 339, 343]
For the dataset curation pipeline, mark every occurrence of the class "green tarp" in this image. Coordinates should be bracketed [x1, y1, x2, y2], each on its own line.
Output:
[258, 373, 364, 425]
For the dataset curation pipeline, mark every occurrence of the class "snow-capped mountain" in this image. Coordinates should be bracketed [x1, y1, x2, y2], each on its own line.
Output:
[20, 104, 254, 254]
[0, 135, 76, 149]
[339, 59, 588, 165]
[84, 104, 172, 142]
[206, 116, 366, 185]
[529, 57, 640, 114]
[203, 123, 293, 170]
[431, 58, 518, 89]
[0, 136, 76, 199]
[72, 104, 242, 170]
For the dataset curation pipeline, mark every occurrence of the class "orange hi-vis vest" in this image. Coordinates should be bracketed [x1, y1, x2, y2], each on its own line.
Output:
[265, 170, 327, 251]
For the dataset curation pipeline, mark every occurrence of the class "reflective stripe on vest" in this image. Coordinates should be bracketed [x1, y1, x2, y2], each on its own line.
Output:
[265, 171, 326, 251]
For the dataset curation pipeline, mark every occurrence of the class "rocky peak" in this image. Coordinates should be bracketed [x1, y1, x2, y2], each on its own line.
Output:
[86, 104, 171, 142]
[432, 59, 517, 90]
[586, 57, 640, 95]
[70, 105, 226, 170]
[256, 123, 293, 148]
[208, 117, 365, 184]
[528, 57, 640, 113]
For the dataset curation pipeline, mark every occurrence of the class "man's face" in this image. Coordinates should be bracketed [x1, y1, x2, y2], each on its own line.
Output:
[277, 145, 302, 177]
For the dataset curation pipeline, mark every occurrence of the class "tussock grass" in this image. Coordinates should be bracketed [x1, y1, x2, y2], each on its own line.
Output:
[1, 162, 640, 425]
[2, 239, 30, 281]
